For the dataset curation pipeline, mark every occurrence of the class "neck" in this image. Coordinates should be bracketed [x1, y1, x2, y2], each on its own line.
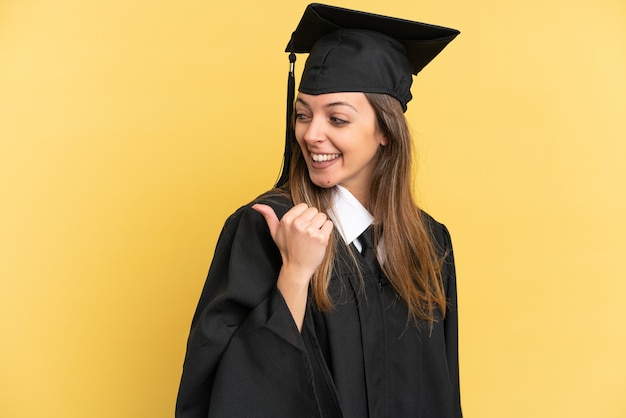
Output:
[342, 186, 369, 209]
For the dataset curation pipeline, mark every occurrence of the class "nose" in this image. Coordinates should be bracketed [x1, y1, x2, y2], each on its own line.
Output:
[302, 116, 326, 144]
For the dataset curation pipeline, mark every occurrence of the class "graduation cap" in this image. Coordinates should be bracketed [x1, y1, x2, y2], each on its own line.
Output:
[276, 3, 460, 187]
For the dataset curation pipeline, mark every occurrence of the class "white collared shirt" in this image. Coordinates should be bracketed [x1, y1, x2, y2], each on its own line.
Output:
[327, 185, 377, 254]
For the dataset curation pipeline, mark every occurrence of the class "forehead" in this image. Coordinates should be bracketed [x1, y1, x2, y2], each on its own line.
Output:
[295, 92, 371, 109]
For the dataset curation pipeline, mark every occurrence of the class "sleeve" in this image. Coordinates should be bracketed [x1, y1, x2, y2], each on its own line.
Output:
[175, 199, 321, 418]
[440, 224, 463, 418]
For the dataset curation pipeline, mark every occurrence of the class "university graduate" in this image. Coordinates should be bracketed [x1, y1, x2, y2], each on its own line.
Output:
[176, 3, 461, 417]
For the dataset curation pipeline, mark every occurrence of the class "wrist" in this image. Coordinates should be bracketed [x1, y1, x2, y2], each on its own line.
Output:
[278, 263, 314, 289]
[276, 270, 311, 295]
[276, 265, 311, 332]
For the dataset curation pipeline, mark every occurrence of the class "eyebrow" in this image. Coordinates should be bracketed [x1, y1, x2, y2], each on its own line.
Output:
[295, 97, 358, 112]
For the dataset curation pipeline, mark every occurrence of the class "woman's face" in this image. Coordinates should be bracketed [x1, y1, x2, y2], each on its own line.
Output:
[294, 92, 387, 203]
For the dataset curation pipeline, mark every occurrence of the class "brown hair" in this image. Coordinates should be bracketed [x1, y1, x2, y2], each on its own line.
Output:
[285, 92, 446, 325]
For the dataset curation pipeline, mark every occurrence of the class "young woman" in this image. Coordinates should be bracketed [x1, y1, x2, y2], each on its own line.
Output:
[176, 4, 461, 417]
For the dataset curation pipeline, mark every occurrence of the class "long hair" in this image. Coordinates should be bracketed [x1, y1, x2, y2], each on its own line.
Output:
[286, 93, 446, 324]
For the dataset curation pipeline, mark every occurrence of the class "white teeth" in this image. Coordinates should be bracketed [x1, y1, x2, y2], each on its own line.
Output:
[311, 153, 340, 162]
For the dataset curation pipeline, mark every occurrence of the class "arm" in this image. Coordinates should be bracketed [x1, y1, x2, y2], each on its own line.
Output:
[176, 199, 321, 417]
[252, 203, 333, 331]
[176, 198, 333, 418]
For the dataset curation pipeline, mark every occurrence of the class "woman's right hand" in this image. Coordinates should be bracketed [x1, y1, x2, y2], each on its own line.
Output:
[252, 203, 333, 330]
[252, 203, 334, 283]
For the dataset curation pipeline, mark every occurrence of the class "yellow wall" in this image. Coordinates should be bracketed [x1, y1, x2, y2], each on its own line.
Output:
[1, 0, 624, 417]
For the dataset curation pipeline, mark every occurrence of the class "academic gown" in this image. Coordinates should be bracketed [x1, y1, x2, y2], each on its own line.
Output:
[176, 194, 462, 418]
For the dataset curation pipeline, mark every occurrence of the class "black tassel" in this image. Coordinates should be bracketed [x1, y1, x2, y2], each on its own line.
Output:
[276, 52, 296, 188]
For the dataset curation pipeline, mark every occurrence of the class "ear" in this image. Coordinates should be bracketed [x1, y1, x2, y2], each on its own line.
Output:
[379, 132, 389, 146]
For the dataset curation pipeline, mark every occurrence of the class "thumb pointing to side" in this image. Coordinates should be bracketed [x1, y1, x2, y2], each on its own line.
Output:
[252, 204, 280, 240]
[252, 202, 332, 331]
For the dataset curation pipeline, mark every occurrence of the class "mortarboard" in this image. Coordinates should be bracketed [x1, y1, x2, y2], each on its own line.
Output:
[276, 3, 460, 187]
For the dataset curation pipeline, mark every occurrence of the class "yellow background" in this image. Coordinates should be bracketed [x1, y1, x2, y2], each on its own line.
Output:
[1, 0, 625, 417]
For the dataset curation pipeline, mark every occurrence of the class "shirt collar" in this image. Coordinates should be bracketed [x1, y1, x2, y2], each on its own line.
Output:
[328, 185, 374, 247]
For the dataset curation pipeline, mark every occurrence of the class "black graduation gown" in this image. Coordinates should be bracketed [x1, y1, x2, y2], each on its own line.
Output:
[176, 194, 461, 418]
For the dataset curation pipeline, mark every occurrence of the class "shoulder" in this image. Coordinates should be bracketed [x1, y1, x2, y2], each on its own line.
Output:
[252, 189, 294, 218]
[419, 209, 453, 254]
[209, 190, 294, 277]
[221, 190, 294, 232]
[419, 210, 457, 295]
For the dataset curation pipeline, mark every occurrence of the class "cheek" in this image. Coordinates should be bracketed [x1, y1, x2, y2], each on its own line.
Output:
[293, 132, 305, 149]
[294, 128, 306, 148]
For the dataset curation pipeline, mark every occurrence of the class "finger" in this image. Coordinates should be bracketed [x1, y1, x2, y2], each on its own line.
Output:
[320, 219, 334, 237]
[251, 204, 280, 238]
[308, 212, 330, 231]
[299, 206, 324, 223]
[281, 202, 310, 223]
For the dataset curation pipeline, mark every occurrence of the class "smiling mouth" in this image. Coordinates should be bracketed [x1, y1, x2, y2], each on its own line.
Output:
[311, 153, 341, 162]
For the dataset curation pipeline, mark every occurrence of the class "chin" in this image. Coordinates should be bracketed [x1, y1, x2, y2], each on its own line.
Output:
[309, 176, 337, 189]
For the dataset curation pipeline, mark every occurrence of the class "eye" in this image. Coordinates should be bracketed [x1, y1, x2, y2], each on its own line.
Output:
[330, 116, 348, 125]
[294, 112, 311, 122]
